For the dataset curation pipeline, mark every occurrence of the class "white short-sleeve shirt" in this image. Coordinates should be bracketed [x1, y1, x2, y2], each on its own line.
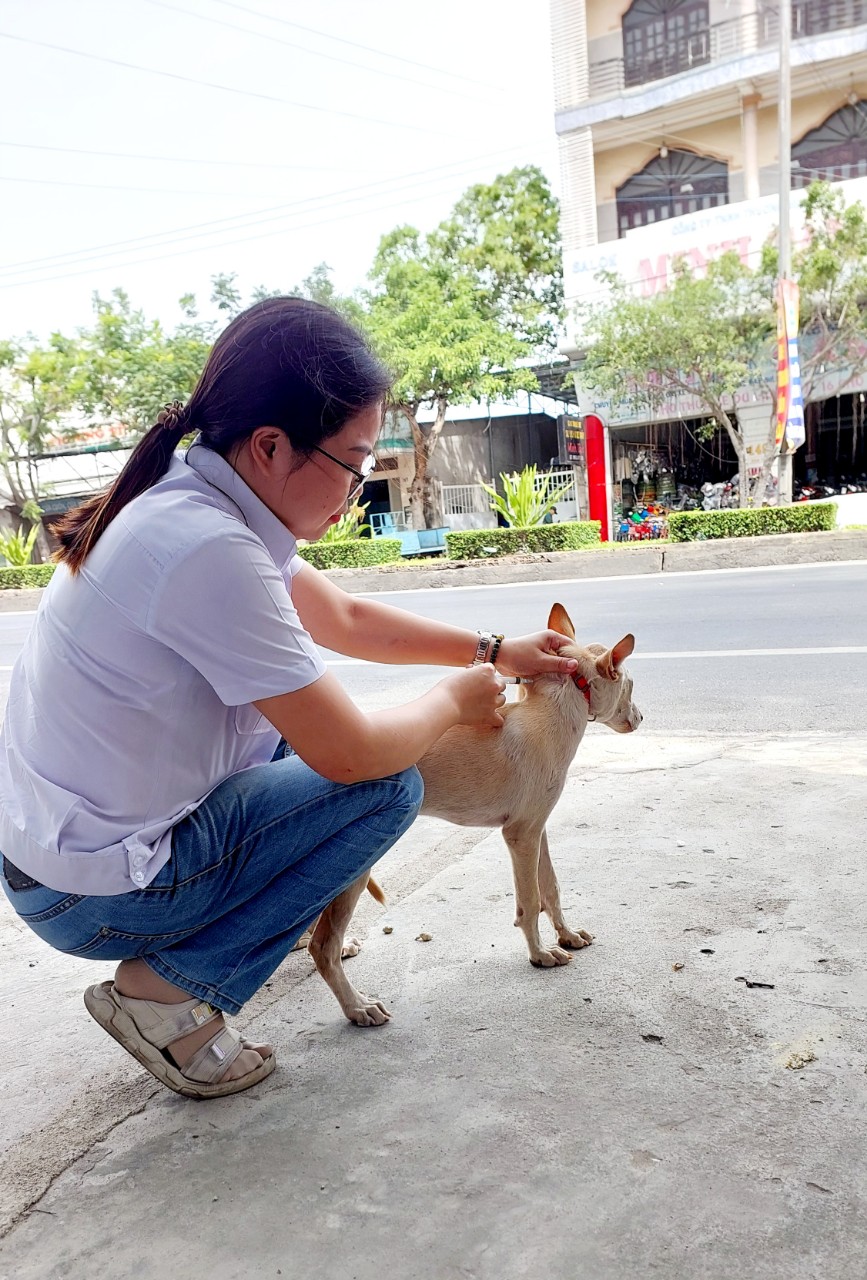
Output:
[0, 444, 326, 895]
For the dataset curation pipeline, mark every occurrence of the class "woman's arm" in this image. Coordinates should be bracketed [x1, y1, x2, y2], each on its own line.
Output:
[255, 665, 505, 783]
[291, 562, 578, 678]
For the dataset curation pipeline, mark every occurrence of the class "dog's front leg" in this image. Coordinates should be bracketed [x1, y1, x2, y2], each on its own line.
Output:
[538, 828, 593, 951]
[307, 873, 391, 1027]
[502, 821, 572, 968]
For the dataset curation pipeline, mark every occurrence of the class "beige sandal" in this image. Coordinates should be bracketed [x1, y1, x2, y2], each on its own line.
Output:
[84, 980, 275, 1099]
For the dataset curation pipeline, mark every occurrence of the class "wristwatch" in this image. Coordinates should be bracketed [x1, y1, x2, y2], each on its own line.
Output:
[473, 631, 494, 664]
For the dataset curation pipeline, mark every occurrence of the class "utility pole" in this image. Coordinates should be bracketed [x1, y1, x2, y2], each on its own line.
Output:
[776, 1, 794, 502]
[778, 2, 792, 278]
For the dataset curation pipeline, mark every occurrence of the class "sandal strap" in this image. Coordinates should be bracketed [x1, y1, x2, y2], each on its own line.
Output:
[113, 990, 222, 1049]
[182, 1025, 245, 1085]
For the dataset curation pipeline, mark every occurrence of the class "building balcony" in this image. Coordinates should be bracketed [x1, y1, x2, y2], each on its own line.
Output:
[587, 1, 867, 102]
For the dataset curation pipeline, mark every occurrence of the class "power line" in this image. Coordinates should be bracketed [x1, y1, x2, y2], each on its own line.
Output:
[139, 0, 502, 106]
[206, 0, 512, 96]
[0, 141, 551, 283]
[0, 173, 295, 197]
[0, 167, 530, 291]
[0, 30, 463, 140]
[0, 139, 365, 173]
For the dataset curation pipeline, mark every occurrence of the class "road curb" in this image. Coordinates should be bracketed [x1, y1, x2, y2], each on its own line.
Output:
[320, 527, 867, 593]
[0, 529, 864, 612]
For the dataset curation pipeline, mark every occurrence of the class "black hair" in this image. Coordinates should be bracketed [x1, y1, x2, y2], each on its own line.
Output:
[54, 296, 391, 572]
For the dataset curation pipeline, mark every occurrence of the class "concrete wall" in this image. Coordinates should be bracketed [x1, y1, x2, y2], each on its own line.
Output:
[428, 414, 561, 487]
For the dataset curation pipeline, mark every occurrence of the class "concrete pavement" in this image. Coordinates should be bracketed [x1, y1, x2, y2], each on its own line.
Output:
[1, 727, 866, 1278]
[1, 538, 866, 1275]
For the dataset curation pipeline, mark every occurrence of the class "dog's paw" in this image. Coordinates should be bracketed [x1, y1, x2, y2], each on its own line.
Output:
[529, 946, 573, 968]
[341, 936, 362, 959]
[345, 994, 391, 1027]
[557, 928, 594, 950]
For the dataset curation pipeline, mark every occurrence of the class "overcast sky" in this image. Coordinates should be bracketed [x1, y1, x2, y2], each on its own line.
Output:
[0, 0, 558, 341]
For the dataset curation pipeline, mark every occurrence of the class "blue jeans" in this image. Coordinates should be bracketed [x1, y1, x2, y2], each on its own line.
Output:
[1, 752, 423, 1014]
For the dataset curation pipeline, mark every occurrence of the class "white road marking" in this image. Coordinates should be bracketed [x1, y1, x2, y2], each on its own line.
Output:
[316, 645, 867, 669]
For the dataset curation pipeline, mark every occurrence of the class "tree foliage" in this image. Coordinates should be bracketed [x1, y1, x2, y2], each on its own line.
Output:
[431, 165, 564, 352]
[77, 289, 214, 432]
[363, 166, 564, 527]
[0, 331, 88, 556]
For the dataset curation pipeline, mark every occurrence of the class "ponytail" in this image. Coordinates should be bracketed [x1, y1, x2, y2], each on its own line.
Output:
[53, 402, 190, 574]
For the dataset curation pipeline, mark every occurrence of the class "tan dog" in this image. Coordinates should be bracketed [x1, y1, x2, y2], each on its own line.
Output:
[307, 604, 641, 1025]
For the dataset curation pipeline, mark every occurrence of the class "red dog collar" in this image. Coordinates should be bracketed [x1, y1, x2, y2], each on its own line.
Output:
[573, 673, 593, 710]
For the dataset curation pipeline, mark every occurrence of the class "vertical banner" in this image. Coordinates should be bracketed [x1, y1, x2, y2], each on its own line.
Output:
[775, 279, 805, 452]
[557, 415, 586, 466]
[583, 412, 610, 541]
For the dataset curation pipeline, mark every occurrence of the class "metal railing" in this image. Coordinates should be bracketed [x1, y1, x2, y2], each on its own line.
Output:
[441, 483, 489, 516]
[587, 2, 867, 99]
[369, 510, 409, 535]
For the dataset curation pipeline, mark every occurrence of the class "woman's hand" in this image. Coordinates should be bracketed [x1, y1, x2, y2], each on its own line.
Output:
[437, 663, 507, 728]
[495, 632, 578, 679]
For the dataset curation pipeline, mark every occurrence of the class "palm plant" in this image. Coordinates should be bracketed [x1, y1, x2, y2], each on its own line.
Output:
[0, 523, 40, 566]
[316, 501, 371, 544]
[481, 465, 572, 528]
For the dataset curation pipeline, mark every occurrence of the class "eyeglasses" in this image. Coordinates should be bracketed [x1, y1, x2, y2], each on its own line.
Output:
[312, 445, 376, 502]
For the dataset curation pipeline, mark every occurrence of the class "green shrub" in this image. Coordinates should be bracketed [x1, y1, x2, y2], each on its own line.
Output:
[667, 503, 837, 542]
[297, 538, 402, 570]
[0, 564, 56, 589]
[445, 522, 601, 560]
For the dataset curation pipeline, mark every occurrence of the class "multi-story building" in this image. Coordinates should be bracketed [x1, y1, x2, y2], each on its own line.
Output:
[551, 0, 867, 508]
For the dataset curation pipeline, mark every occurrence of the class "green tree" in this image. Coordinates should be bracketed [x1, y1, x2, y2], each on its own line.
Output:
[77, 289, 214, 432]
[364, 226, 532, 528]
[0, 332, 88, 558]
[579, 181, 867, 507]
[579, 252, 772, 507]
[431, 164, 564, 353]
[363, 167, 565, 528]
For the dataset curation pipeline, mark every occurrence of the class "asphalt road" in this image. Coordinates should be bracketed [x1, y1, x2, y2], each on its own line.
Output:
[1, 561, 865, 732]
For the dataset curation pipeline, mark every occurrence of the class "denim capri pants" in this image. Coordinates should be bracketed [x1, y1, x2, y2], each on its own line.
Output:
[1, 747, 424, 1015]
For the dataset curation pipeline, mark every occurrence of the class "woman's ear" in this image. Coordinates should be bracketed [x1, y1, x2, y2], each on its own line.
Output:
[248, 427, 286, 471]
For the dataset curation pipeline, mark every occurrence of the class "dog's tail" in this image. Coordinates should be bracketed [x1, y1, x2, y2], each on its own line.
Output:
[366, 876, 386, 906]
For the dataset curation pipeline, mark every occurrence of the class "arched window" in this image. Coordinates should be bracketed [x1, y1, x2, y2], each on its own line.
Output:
[622, 0, 710, 87]
[792, 102, 867, 186]
[616, 149, 729, 235]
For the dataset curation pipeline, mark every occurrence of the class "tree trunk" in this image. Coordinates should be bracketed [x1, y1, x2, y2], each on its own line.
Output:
[746, 410, 787, 507]
[404, 396, 449, 529]
[710, 404, 749, 507]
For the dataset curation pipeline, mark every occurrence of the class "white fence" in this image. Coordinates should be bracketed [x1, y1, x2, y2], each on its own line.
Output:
[440, 483, 495, 531]
[440, 470, 580, 531]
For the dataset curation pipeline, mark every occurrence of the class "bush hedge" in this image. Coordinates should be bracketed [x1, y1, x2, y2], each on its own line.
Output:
[445, 521, 601, 560]
[0, 564, 56, 589]
[296, 538, 402, 570]
[667, 503, 837, 542]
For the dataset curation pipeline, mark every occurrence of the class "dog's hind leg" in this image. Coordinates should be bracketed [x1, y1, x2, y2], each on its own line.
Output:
[502, 821, 572, 968]
[538, 829, 593, 951]
[308, 873, 391, 1027]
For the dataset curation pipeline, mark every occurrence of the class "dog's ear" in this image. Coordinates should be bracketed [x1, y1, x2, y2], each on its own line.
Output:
[548, 602, 575, 640]
[595, 634, 635, 680]
[611, 634, 635, 669]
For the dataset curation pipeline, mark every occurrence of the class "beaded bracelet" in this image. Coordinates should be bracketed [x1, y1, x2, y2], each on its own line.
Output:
[489, 634, 504, 666]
